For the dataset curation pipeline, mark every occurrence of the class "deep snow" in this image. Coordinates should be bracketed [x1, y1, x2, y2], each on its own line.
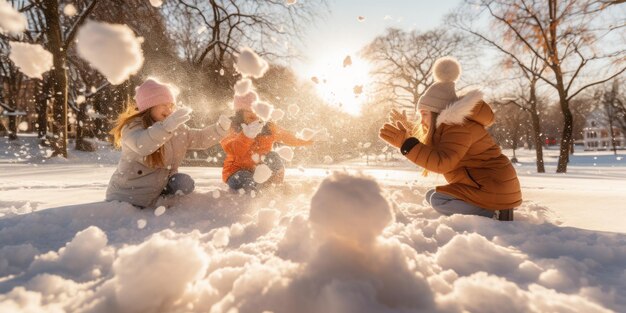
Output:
[1, 136, 625, 312]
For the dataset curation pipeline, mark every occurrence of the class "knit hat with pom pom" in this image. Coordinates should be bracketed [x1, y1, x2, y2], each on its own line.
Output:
[417, 57, 461, 113]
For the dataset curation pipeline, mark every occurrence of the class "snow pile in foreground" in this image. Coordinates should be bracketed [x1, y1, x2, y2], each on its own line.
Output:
[76, 21, 144, 85]
[0, 173, 624, 313]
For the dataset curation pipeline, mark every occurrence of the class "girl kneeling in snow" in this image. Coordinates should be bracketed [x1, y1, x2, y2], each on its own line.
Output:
[106, 79, 231, 208]
[379, 57, 522, 221]
[220, 92, 314, 191]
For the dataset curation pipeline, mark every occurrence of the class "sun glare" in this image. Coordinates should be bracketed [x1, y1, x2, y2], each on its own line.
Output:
[306, 55, 372, 115]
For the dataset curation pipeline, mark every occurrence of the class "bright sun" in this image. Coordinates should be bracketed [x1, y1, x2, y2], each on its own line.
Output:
[307, 55, 372, 115]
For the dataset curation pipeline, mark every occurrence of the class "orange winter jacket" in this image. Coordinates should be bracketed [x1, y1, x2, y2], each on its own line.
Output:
[220, 123, 312, 182]
[404, 90, 522, 210]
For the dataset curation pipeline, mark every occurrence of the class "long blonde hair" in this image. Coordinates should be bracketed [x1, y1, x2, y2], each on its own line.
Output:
[110, 100, 165, 168]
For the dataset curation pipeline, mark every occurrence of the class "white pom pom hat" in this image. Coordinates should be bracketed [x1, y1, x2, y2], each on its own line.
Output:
[417, 56, 462, 114]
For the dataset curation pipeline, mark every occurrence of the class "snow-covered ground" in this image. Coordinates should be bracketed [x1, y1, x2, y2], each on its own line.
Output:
[1, 135, 625, 312]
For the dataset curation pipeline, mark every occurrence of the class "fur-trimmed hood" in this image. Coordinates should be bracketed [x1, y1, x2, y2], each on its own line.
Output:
[436, 90, 494, 128]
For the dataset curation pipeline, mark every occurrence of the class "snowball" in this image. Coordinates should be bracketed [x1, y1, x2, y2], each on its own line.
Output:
[323, 155, 333, 164]
[0, 0, 27, 34]
[297, 128, 317, 141]
[251, 153, 260, 163]
[63, 4, 77, 16]
[212, 189, 221, 199]
[76, 21, 144, 85]
[76, 95, 86, 105]
[149, 0, 163, 7]
[154, 206, 166, 217]
[137, 219, 147, 229]
[275, 146, 294, 161]
[310, 172, 392, 245]
[18, 121, 28, 131]
[271, 109, 285, 121]
[357, 16, 366, 22]
[8, 42, 53, 79]
[288, 103, 300, 116]
[253, 164, 273, 184]
[252, 101, 274, 121]
[234, 78, 253, 96]
[234, 47, 269, 79]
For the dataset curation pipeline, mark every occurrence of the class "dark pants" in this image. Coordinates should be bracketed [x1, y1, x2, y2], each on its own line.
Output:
[162, 173, 195, 195]
[227, 152, 284, 191]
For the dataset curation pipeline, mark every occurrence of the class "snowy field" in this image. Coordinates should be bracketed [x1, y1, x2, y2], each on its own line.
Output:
[1, 135, 626, 312]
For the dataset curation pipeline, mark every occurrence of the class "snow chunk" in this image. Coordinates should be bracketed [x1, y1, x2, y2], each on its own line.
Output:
[252, 101, 274, 121]
[149, 0, 163, 7]
[234, 78, 253, 96]
[154, 205, 166, 217]
[234, 47, 269, 79]
[63, 4, 77, 17]
[18, 121, 28, 131]
[288, 103, 300, 116]
[76, 21, 144, 85]
[253, 164, 272, 184]
[271, 109, 285, 121]
[137, 219, 147, 229]
[0, 1, 27, 34]
[275, 146, 294, 161]
[9, 42, 53, 79]
[296, 128, 316, 141]
[310, 172, 392, 245]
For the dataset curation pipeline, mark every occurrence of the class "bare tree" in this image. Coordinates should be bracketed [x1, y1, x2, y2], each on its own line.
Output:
[363, 28, 466, 113]
[452, 0, 626, 173]
[600, 78, 621, 154]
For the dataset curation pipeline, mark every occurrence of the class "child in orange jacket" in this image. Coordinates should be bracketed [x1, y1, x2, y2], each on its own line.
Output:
[221, 92, 313, 191]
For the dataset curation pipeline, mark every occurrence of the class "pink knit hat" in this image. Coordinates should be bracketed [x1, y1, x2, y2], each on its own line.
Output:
[134, 79, 175, 112]
[233, 91, 258, 111]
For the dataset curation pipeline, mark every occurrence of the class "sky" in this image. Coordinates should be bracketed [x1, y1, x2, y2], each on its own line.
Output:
[293, 0, 463, 76]
[289, 0, 463, 114]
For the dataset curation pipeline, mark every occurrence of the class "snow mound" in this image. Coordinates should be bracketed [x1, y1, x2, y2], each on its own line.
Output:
[8, 42, 53, 79]
[76, 21, 144, 85]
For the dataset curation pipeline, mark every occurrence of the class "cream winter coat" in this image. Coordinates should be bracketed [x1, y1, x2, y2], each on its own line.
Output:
[106, 117, 228, 207]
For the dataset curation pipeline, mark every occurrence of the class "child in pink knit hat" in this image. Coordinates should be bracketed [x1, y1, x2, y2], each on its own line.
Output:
[106, 78, 233, 208]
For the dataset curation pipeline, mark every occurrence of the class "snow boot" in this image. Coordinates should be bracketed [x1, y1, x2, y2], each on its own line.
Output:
[495, 209, 514, 221]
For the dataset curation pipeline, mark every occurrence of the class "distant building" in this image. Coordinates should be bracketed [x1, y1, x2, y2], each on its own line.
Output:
[582, 109, 625, 151]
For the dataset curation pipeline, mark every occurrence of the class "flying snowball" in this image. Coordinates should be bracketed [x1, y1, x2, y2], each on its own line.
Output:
[9, 42, 53, 79]
[275, 146, 294, 161]
[0, 0, 27, 34]
[154, 206, 166, 217]
[271, 109, 285, 121]
[234, 78, 253, 96]
[297, 128, 317, 141]
[252, 101, 274, 121]
[18, 121, 28, 131]
[76, 21, 145, 85]
[234, 47, 269, 79]
[63, 4, 77, 16]
[253, 164, 272, 184]
[149, 0, 163, 7]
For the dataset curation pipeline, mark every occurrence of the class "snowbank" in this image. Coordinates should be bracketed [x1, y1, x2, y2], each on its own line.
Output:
[1, 170, 624, 312]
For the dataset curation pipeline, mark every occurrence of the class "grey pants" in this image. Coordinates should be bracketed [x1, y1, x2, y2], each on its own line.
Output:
[425, 189, 494, 218]
[162, 173, 195, 196]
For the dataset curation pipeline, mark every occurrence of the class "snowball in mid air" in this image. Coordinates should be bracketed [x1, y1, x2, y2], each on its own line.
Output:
[234, 47, 269, 79]
[9, 42, 53, 79]
[0, 1, 27, 34]
[76, 21, 145, 85]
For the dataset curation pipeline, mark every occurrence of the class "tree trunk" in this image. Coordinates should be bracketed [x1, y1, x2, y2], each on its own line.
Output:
[8, 113, 17, 140]
[75, 103, 95, 152]
[36, 79, 50, 141]
[43, 1, 69, 157]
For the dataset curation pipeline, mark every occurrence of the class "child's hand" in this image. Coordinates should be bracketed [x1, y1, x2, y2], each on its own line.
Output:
[389, 109, 408, 125]
[242, 120, 264, 139]
[218, 114, 232, 131]
[162, 107, 192, 132]
[379, 121, 409, 148]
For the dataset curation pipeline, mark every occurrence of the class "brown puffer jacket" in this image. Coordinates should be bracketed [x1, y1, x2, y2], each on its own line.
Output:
[404, 90, 522, 210]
